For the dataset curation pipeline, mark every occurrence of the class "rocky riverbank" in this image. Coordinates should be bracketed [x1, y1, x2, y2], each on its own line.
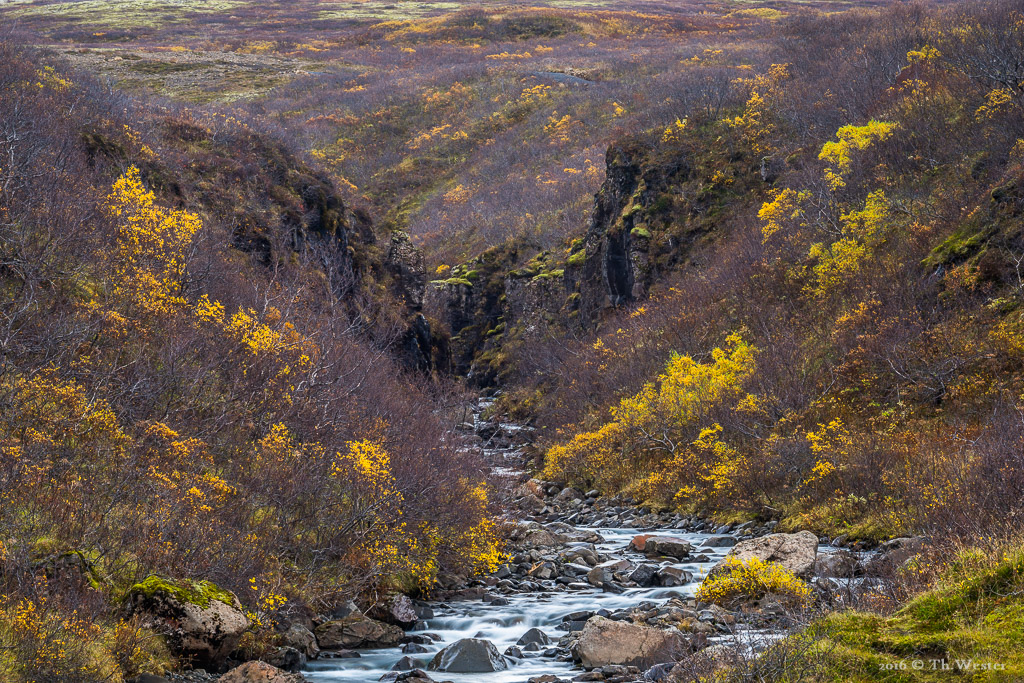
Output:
[134, 401, 925, 683]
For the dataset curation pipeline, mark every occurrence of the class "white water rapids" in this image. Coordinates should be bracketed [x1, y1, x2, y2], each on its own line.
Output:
[304, 526, 739, 682]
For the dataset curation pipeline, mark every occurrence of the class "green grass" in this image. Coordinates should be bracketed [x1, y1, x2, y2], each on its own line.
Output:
[767, 548, 1024, 681]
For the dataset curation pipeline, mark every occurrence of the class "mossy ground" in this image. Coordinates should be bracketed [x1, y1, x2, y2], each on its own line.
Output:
[763, 548, 1024, 681]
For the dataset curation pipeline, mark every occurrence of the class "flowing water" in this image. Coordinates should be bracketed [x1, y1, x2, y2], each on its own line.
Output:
[306, 402, 795, 682]
[304, 527, 737, 682]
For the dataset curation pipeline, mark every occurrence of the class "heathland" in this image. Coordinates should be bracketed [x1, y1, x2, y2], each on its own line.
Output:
[2, 0, 1024, 680]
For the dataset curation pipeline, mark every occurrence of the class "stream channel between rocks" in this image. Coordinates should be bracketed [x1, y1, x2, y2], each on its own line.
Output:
[304, 399, 835, 683]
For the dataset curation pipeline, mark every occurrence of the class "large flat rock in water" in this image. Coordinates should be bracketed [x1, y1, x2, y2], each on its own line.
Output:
[576, 616, 690, 668]
[709, 530, 818, 578]
[314, 614, 404, 649]
[642, 536, 692, 559]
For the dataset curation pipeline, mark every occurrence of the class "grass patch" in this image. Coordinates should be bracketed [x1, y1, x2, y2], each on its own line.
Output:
[765, 546, 1024, 681]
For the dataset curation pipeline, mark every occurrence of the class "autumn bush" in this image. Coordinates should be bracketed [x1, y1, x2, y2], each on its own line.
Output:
[696, 557, 813, 609]
[530, 0, 1024, 546]
[0, 39, 504, 678]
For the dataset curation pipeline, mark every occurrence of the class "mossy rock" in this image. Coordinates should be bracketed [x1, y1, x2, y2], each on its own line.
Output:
[128, 576, 240, 609]
[630, 225, 652, 239]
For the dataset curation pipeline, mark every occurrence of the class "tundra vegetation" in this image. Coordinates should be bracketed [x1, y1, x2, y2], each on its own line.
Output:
[3, 0, 1024, 679]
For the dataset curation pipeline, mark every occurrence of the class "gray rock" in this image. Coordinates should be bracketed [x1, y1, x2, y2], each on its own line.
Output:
[643, 537, 692, 559]
[863, 536, 927, 575]
[700, 536, 737, 548]
[219, 661, 305, 683]
[628, 564, 658, 587]
[517, 627, 552, 647]
[379, 669, 436, 683]
[587, 559, 632, 587]
[126, 578, 249, 673]
[709, 531, 818, 579]
[393, 655, 427, 671]
[315, 614, 404, 649]
[575, 616, 691, 668]
[280, 624, 319, 659]
[262, 646, 305, 673]
[402, 642, 429, 654]
[814, 549, 858, 577]
[656, 567, 691, 587]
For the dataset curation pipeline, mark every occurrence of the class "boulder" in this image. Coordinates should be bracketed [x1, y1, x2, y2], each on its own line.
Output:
[371, 594, 419, 629]
[528, 562, 558, 580]
[575, 616, 691, 669]
[814, 549, 858, 577]
[280, 624, 319, 659]
[263, 646, 305, 672]
[315, 614, 404, 650]
[629, 534, 655, 552]
[521, 529, 561, 547]
[126, 576, 249, 672]
[709, 531, 818, 579]
[219, 661, 306, 683]
[428, 638, 508, 673]
[517, 627, 552, 647]
[588, 559, 633, 587]
[656, 566, 692, 587]
[643, 537, 692, 559]
[379, 669, 436, 683]
[863, 536, 927, 576]
[402, 642, 430, 654]
[393, 655, 428, 670]
[628, 564, 658, 587]
[700, 536, 737, 548]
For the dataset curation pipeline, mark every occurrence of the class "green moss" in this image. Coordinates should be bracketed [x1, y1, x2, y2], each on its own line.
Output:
[630, 224, 651, 239]
[128, 576, 237, 609]
[923, 223, 996, 268]
[567, 249, 586, 267]
[430, 277, 472, 287]
[532, 269, 564, 281]
[763, 548, 1024, 681]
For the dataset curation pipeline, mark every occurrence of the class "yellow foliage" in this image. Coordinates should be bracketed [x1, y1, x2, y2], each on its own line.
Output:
[759, 187, 809, 243]
[696, 557, 812, 607]
[906, 44, 941, 64]
[545, 334, 756, 498]
[818, 120, 898, 190]
[660, 117, 687, 144]
[543, 421, 624, 487]
[976, 88, 1015, 121]
[443, 184, 472, 204]
[806, 189, 889, 297]
[804, 418, 852, 489]
[105, 167, 201, 318]
[727, 63, 790, 155]
[544, 112, 576, 143]
[615, 332, 756, 435]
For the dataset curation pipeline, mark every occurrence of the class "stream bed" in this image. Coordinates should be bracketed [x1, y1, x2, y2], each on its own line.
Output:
[304, 527, 737, 683]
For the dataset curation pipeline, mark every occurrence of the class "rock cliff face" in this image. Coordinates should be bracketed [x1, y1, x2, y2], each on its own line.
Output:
[426, 132, 745, 385]
[567, 137, 692, 326]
